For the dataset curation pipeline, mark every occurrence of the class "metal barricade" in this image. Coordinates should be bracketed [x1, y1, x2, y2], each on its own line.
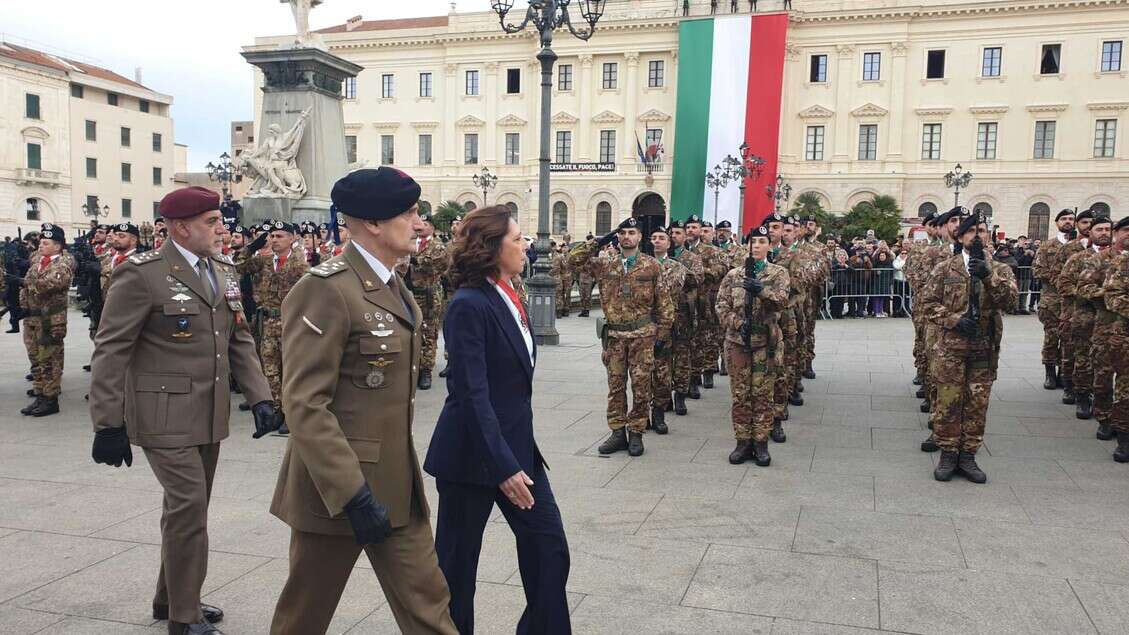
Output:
[823, 266, 903, 319]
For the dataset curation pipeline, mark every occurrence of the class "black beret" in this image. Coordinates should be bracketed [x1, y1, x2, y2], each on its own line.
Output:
[934, 207, 964, 227]
[747, 225, 770, 242]
[1113, 217, 1129, 232]
[1055, 208, 1076, 221]
[702, 221, 714, 228]
[921, 211, 936, 225]
[235, 225, 251, 237]
[618, 217, 641, 230]
[112, 222, 140, 237]
[331, 167, 421, 221]
[685, 214, 702, 225]
[420, 212, 433, 223]
[716, 220, 732, 229]
[160, 186, 221, 219]
[97, 224, 112, 232]
[268, 221, 297, 234]
[39, 223, 65, 244]
[764, 212, 785, 224]
[956, 212, 987, 238]
[668, 219, 684, 229]
[798, 215, 816, 224]
[318, 223, 329, 231]
[222, 220, 236, 233]
[154, 217, 165, 224]
[1091, 215, 1113, 228]
[1077, 208, 1096, 222]
[783, 216, 797, 226]
[651, 225, 669, 235]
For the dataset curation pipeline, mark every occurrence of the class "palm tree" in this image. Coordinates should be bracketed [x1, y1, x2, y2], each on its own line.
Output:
[432, 200, 465, 233]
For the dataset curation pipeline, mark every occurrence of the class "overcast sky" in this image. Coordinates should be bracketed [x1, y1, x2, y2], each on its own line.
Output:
[4, 0, 512, 171]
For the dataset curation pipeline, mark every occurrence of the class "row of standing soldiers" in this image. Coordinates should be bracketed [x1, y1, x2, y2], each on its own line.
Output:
[1033, 208, 1129, 462]
[564, 212, 829, 464]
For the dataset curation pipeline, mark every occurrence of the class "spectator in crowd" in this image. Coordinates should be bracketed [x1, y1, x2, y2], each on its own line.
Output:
[829, 249, 851, 318]
[1014, 236, 1036, 314]
[846, 247, 872, 317]
[871, 241, 895, 318]
[892, 245, 910, 317]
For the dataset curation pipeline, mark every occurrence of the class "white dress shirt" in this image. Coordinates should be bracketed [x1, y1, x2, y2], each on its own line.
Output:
[490, 279, 534, 367]
[352, 241, 394, 285]
[171, 239, 216, 296]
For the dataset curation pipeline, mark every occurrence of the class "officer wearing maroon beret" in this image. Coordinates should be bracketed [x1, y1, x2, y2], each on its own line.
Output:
[268, 168, 457, 634]
[89, 185, 279, 635]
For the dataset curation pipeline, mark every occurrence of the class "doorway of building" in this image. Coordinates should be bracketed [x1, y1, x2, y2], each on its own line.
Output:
[632, 192, 667, 256]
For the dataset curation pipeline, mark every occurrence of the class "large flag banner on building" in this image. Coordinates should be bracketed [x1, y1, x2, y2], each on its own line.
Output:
[670, 13, 788, 232]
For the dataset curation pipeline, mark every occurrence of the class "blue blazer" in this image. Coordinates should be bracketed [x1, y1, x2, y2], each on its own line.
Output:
[424, 285, 543, 487]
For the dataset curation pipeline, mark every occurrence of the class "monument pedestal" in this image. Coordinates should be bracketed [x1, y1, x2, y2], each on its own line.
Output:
[240, 47, 362, 225]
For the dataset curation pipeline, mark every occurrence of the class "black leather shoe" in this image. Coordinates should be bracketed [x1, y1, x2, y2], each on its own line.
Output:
[788, 390, 804, 407]
[6, 327, 19, 334]
[802, 365, 816, 380]
[25, 373, 32, 381]
[154, 603, 224, 624]
[688, 377, 701, 400]
[21, 397, 43, 416]
[237, 402, 250, 411]
[579, 310, 590, 317]
[920, 400, 931, 413]
[26, 388, 37, 397]
[934, 451, 959, 481]
[651, 405, 668, 435]
[1043, 364, 1058, 390]
[1062, 381, 1076, 405]
[915, 387, 926, 399]
[438, 364, 449, 378]
[912, 373, 923, 386]
[673, 392, 688, 416]
[1097, 423, 1115, 441]
[1115, 431, 1129, 463]
[417, 369, 432, 390]
[729, 440, 753, 464]
[957, 452, 987, 484]
[770, 420, 786, 443]
[796, 381, 804, 393]
[1075, 392, 1092, 420]
[920, 435, 939, 452]
[702, 371, 715, 389]
[83, 364, 92, 372]
[274, 422, 289, 436]
[168, 621, 223, 634]
[627, 431, 645, 457]
[30, 397, 59, 417]
[598, 428, 628, 455]
[752, 441, 771, 467]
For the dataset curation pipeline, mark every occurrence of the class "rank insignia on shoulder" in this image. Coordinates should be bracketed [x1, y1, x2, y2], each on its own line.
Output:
[130, 251, 162, 265]
[309, 260, 348, 278]
[212, 253, 234, 266]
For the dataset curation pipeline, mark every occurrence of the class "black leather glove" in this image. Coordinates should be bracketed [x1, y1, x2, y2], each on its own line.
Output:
[92, 427, 133, 468]
[968, 258, 991, 280]
[251, 401, 282, 439]
[742, 277, 763, 296]
[739, 321, 754, 341]
[246, 232, 269, 253]
[596, 230, 618, 248]
[343, 483, 393, 546]
[954, 316, 978, 338]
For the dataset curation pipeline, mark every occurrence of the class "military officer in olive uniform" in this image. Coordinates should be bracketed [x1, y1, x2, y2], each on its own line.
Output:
[90, 186, 280, 635]
[269, 168, 457, 635]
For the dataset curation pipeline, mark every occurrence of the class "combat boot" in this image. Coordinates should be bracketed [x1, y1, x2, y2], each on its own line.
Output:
[417, 369, 432, 390]
[25, 373, 32, 381]
[30, 397, 59, 417]
[21, 396, 43, 416]
[673, 392, 688, 416]
[770, 419, 786, 443]
[651, 405, 668, 435]
[1096, 423, 1114, 441]
[788, 389, 804, 407]
[702, 371, 715, 389]
[598, 428, 628, 455]
[752, 441, 771, 467]
[1075, 392, 1092, 420]
[920, 399, 931, 413]
[728, 440, 753, 464]
[1115, 431, 1129, 463]
[579, 309, 589, 317]
[796, 380, 804, 393]
[1043, 364, 1058, 390]
[1062, 380, 1076, 405]
[957, 452, 987, 484]
[933, 451, 959, 481]
[915, 387, 926, 399]
[912, 373, 923, 386]
[438, 365, 449, 378]
[802, 363, 816, 380]
[920, 434, 939, 452]
[627, 431, 645, 457]
[26, 388, 37, 397]
[688, 375, 701, 400]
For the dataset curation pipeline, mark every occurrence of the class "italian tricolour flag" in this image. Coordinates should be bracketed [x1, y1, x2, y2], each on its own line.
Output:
[670, 13, 789, 232]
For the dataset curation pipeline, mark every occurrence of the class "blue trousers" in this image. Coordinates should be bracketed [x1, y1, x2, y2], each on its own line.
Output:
[435, 462, 571, 634]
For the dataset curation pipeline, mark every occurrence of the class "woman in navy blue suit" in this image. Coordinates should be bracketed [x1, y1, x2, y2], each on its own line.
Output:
[424, 206, 570, 634]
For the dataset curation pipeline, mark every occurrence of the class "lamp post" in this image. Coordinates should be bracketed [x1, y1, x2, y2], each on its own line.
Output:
[723, 143, 765, 237]
[81, 197, 110, 226]
[205, 152, 242, 204]
[704, 164, 731, 226]
[765, 174, 792, 214]
[943, 163, 973, 209]
[490, 0, 607, 346]
[471, 166, 498, 206]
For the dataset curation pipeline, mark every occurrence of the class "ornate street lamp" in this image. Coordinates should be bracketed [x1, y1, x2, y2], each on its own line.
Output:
[491, 0, 607, 346]
[472, 166, 498, 206]
[943, 163, 973, 209]
[766, 174, 792, 214]
[205, 152, 242, 203]
[723, 143, 765, 237]
[705, 164, 732, 226]
[81, 197, 110, 224]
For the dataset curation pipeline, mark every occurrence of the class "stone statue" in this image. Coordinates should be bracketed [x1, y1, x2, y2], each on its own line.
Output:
[237, 107, 311, 198]
[282, 0, 323, 47]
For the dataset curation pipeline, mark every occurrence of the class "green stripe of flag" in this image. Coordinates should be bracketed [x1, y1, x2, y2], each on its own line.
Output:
[670, 18, 714, 222]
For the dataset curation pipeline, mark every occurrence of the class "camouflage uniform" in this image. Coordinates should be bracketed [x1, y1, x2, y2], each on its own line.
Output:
[652, 256, 688, 411]
[906, 239, 937, 381]
[573, 268, 595, 313]
[570, 240, 674, 433]
[1055, 238, 1088, 390]
[23, 253, 75, 398]
[773, 246, 806, 419]
[671, 247, 705, 397]
[1061, 246, 1104, 404]
[919, 254, 1018, 454]
[100, 249, 136, 295]
[685, 239, 728, 379]
[551, 250, 571, 317]
[236, 246, 309, 409]
[922, 242, 956, 405]
[1101, 253, 1129, 435]
[715, 260, 789, 441]
[406, 237, 449, 372]
[1076, 247, 1118, 427]
[1032, 235, 1068, 366]
[799, 239, 829, 372]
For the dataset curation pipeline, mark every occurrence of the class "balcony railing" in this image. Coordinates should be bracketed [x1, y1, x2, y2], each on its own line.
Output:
[16, 168, 63, 188]
[635, 162, 665, 174]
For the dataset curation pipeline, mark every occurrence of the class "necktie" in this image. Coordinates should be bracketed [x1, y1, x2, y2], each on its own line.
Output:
[387, 276, 414, 326]
[196, 259, 215, 304]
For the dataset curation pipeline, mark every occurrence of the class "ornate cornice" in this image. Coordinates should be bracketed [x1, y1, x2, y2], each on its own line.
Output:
[456, 115, 485, 128]
[791, 0, 1129, 24]
[1087, 101, 1129, 112]
[914, 106, 954, 117]
[344, 122, 363, 132]
[372, 121, 400, 130]
[968, 105, 1010, 115]
[496, 113, 528, 127]
[798, 104, 835, 120]
[850, 103, 888, 118]
[591, 110, 624, 124]
[1026, 103, 1069, 113]
[411, 120, 440, 130]
[551, 111, 579, 125]
[637, 108, 672, 123]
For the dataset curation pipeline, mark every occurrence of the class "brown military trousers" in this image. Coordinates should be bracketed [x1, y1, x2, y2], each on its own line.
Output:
[1038, 292, 1061, 365]
[22, 316, 42, 391]
[602, 335, 655, 433]
[1059, 301, 1076, 383]
[774, 307, 799, 420]
[1071, 305, 1096, 393]
[414, 288, 442, 371]
[930, 346, 998, 454]
[261, 317, 284, 408]
[726, 342, 774, 442]
[651, 331, 674, 409]
[1093, 311, 1118, 424]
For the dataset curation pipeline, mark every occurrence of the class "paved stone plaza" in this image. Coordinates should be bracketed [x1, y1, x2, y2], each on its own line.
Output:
[1, 310, 1128, 634]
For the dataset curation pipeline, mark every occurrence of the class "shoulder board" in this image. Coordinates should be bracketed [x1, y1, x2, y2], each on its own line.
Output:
[211, 253, 234, 266]
[129, 251, 163, 265]
[309, 259, 349, 278]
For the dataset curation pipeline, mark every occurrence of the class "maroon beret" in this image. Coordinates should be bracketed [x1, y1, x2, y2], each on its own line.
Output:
[160, 186, 221, 219]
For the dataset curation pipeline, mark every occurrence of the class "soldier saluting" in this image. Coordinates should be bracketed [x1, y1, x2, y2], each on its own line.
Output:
[89, 186, 280, 635]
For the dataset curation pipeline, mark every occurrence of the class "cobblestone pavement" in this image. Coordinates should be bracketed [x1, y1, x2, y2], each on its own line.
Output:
[0, 310, 1126, 633]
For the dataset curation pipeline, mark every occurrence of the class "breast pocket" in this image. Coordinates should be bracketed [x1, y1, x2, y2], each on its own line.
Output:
[353, 334, 402, 389]
[161, 302, 202, 343]
[133, 374, 191, 433]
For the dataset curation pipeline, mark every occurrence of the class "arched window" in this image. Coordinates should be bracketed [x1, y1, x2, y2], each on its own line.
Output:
[917, 202, 937, 218]
[595, 201, 612, 234]
[972, 202, 993, 221]
[1090, 202, 1111, 217]
[552, 201, 568, 235]
[25, 198, 41, 221]
[1028, 202, 1051, 240]
[504, 201, 518, 221]
[464, 200, 477, 212]
[418, 200, 432, 215]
